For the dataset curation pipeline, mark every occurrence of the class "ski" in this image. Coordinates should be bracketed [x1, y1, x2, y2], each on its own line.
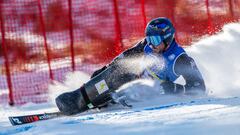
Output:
[9, 112, 63, 126]
[9, 97, 238, 126]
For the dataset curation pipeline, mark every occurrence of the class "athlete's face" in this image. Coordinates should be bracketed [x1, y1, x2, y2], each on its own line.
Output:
[146, 35, 166, 53]
[150, 42, 165, 53]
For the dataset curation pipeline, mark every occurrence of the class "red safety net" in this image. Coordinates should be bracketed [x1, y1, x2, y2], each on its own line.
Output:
[0, 0, 239, 105]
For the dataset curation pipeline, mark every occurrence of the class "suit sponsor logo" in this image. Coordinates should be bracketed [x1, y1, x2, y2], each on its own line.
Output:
[168, 54, 175, 60]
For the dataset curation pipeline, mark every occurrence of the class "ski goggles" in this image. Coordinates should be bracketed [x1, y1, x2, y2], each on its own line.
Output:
[146, 35, 163, 47]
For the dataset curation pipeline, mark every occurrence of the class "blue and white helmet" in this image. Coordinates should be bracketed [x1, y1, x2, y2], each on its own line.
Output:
[145, 17, 175, 48]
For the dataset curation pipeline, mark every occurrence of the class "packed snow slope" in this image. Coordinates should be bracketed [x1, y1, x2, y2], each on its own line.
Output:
[1, 23, 240, 135]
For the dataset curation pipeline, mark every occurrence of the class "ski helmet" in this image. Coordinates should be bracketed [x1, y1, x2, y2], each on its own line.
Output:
[145, 17, 175, 48]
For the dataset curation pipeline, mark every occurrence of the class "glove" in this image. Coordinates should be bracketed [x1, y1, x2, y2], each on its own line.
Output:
[161, 81, 185, 94]
[111, 92, 132, 108]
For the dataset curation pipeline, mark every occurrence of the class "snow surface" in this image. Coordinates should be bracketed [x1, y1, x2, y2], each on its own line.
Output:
[1, 23, 240, 135]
